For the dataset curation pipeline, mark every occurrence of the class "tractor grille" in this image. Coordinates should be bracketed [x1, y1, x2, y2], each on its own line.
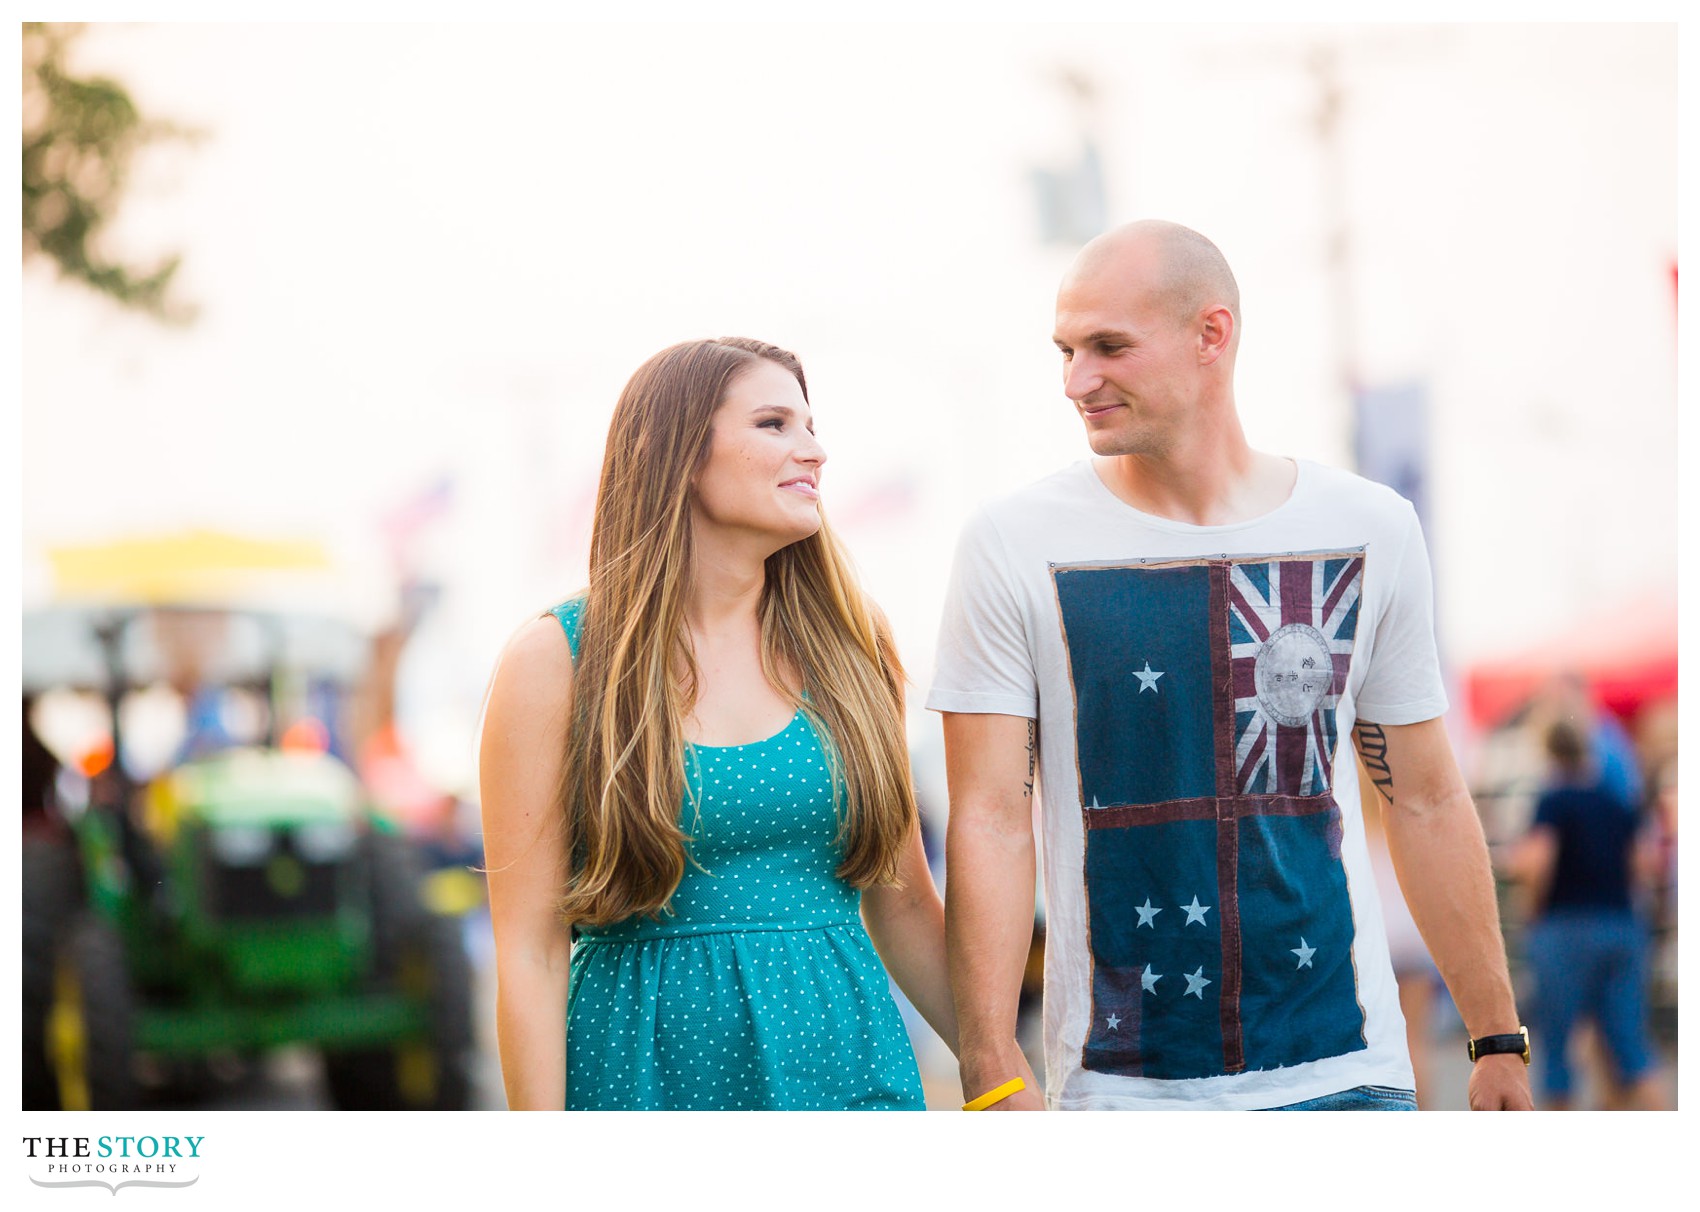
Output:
[202, 831, 346, 920]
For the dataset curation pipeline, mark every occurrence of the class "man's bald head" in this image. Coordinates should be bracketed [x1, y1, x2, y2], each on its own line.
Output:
[1064, 220, 1241, 333]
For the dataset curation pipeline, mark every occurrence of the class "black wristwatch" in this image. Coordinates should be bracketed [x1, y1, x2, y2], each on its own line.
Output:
[1466, 1026, 1530, 1065]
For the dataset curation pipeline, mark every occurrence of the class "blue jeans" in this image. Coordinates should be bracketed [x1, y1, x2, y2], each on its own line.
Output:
[1525, 909, 1655, 1099]
[1259, 1085, 1417, 1111]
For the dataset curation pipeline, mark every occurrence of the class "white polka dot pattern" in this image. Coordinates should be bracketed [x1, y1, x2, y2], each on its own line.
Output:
[552, 597, 926, 1111]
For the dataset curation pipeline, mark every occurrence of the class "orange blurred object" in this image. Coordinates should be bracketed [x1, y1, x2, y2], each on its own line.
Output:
[280, 717, 332, 754]
[358, 721, 442, 830]
[77, 736, 114, 778]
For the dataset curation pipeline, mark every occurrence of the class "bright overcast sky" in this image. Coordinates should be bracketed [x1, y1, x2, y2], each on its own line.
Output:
[20, 19, 1679, 791]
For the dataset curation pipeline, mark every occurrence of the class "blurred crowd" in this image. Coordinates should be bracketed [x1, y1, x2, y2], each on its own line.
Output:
[1434, 673, 1674, 1109]
[24, 614, 1675, 1110]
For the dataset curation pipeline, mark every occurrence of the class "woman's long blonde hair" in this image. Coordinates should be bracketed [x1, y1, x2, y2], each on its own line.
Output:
[557, 337, 917, 927]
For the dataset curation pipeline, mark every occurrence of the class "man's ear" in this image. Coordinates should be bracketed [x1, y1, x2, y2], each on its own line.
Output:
[1198, 306, 1234, 365]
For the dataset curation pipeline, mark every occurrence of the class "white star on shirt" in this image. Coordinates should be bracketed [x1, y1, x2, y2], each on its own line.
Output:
[1184, 967, 1212, 999]
[1141, 965, 1163, 994]
[1135, 898, 1162, 928]
[1181, 896, 1211, 925]
[1106, 1013, 1121, 1030]
[1292, 938, 1316, 970]
[1132, 661, 1165, 694]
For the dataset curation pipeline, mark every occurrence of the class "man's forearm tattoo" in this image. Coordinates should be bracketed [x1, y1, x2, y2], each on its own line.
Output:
[1023, 720, 1037, 799]
[1353, 721, 1393, 805]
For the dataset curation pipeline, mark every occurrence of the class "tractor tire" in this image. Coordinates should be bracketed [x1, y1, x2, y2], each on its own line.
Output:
[323, 833, 475, 1110]
[366, 829, 428, 974]
[21, 833, 83, 1110]
[45, 914, 140, 1110]
[323, 912, 475, 1110]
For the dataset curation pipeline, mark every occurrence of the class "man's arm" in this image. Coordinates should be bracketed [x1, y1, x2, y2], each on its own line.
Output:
[1352, 716, 1533, 1110]
[942, 712, 1044, 1110]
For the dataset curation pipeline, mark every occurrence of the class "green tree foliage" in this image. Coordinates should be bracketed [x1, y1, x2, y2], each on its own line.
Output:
[22, 22, 196, 322]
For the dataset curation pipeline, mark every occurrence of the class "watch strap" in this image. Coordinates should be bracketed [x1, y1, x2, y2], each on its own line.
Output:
[1466, 1026, 1530, 1064]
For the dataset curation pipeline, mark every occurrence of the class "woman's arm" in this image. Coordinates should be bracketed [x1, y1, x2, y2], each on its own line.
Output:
[861, 824, 958, 1054]
[479, 615, 576, 1110]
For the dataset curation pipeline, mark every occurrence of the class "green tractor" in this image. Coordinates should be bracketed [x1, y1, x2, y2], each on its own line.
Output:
[22, 603, 477, 1110]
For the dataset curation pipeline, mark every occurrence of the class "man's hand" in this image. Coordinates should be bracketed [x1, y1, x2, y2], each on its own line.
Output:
[1468, 1054, 1535, 1110]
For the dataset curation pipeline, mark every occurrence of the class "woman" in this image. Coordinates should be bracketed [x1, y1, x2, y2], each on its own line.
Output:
[480, 337, 958, 1109]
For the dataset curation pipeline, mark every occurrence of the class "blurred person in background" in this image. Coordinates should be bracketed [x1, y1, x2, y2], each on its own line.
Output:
[1646, 757, 1677, 921]
[931, 219, 1532, 1111]
[1539, 671, 1642, 810]
[479, 337, 961, 1110]
[1642, 756, 1678, 1062]
[1506, 719, 1667, 1110]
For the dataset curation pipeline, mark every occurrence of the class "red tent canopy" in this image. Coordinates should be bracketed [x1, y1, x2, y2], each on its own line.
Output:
[1463, 591, 1677, 729]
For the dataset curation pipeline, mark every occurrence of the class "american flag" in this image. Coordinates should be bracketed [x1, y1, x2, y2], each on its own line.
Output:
[1052, 549, 1368, 1080]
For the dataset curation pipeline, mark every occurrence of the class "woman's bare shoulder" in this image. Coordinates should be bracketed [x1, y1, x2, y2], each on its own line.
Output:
[487, 614, 576, 719]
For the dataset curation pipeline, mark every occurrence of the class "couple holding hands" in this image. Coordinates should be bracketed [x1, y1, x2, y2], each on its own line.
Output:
[480, 221, 1534, 1112]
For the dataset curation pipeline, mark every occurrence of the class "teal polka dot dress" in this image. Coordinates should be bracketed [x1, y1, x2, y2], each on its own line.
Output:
[552, 597, 926, 1111]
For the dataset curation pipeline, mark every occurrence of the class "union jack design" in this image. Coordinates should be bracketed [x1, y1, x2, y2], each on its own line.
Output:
[1228, 556, 1363, 797]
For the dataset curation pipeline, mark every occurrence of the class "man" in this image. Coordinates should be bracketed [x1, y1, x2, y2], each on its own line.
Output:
[928, 219, 1532, 1110]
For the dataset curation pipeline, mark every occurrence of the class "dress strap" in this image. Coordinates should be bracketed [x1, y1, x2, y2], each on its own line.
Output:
[549, 593, 587, 663]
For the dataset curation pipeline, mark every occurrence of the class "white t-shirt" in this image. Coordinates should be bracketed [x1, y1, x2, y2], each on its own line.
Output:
[926, 458, 1448, 1110]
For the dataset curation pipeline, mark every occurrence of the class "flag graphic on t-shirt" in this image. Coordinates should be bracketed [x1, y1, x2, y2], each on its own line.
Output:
[1052, 550, 1366, 1081]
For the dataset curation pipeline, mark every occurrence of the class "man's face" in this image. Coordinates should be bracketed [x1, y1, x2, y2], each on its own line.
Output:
[1052, 254, 1202, 459]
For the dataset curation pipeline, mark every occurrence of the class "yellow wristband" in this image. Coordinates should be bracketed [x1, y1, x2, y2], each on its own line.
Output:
[962, 1077, 1026, 1111]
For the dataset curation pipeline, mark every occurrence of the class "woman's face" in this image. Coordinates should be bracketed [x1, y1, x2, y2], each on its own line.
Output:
[690, 359, 827, 554]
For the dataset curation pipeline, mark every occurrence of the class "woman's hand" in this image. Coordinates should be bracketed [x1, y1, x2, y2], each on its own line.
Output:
[861, 825, 959, 1055]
